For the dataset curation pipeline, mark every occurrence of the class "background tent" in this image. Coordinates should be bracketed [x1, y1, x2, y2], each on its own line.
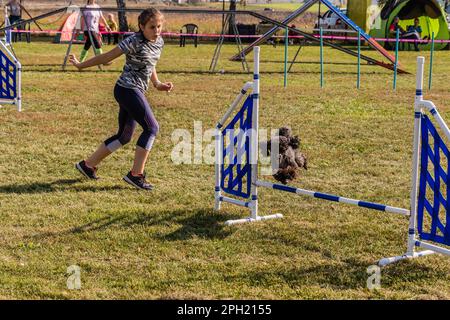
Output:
[368, 0, 449, 50]
[53, 12, 81, 44]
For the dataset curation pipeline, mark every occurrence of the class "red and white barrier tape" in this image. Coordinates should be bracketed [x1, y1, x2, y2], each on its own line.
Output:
[7, 29, 450, 44]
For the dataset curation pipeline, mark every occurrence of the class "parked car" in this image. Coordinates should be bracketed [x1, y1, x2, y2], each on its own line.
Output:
[444, 1, 450, 30]
[315, 9, 348, 31]
[446, 9, 450, 29]
[314, 9, 350, 39]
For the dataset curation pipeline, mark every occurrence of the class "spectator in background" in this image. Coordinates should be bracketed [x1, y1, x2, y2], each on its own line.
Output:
[6, 0, 22, 42]
[389, 16, 420, 51]
[288, 24, 299, 45]
[106, 13, 119, 45]
[389, 16, 406, 35]
[407, 18, 425, 39]
[80, 0, 111, 62]
[98, 22, 106, 45]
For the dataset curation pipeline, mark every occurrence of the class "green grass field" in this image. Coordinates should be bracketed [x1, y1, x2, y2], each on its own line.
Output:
[1, 39, 450, 299]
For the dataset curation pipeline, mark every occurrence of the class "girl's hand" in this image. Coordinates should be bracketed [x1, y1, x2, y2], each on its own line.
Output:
[69, 54, 82, 70]
[156, 82, 173, 92]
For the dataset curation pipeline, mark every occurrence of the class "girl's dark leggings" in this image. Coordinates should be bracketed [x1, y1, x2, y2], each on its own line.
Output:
[104, 84, 159, 152]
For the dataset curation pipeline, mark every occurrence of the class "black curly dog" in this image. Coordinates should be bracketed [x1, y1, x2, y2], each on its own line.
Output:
[263, 127, 308, 185]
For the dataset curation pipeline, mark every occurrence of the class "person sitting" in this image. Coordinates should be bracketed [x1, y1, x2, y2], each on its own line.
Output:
[408, 18, 429, 40]
[288, 24, 299, 45]
[389, 16, 420, 51]
[407, 18, 422, 36]
[389, 16, 405, 36]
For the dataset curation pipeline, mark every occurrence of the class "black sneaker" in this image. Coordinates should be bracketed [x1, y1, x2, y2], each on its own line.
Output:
[75, 160, 99, 180]
[123, 171, 154, 190]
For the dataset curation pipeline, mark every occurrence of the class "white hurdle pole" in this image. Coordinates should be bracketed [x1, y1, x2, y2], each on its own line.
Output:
[255, 180, 409, 216]
[17, 60, 21, 112]
[4, 6, 11, 45]
[249, 46, 260, 221]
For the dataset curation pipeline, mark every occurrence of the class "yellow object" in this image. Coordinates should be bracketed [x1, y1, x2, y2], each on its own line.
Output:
[347, 0, 375, 33]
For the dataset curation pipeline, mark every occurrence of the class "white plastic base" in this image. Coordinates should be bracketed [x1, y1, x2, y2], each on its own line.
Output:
[225, 213, 283, 226]
[378, 250, 435, 266]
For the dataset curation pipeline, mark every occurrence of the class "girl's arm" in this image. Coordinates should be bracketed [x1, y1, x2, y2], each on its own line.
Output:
[151, 67, 173, 92]
[69, 46, 123, 70]
[100, 14, 111, 32]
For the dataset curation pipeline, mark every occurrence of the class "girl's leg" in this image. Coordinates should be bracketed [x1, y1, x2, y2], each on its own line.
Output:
[114, 86, 159, 176]
[80, 31, 92, 62]
[127, 95, 159, 176]
[103, 102, 137, 155]
[91, 32, 103, 56]
[85, 109, 135, 168]
[84, 143, 111, 168]
[132, 146, 150, 176]
[86, 86, 137, 168]
[91, 32, 112, 65]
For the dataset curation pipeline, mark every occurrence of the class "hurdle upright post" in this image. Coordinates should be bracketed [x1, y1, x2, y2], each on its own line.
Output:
[17, 59, 21, 112]
[406, 56, 425, 258]
[4, 6, 10, 45]
[357, 29, 361, 89]
[284, 27, 288, 88]
[250, 46, 260, 221]
[320, 27, 324, 88]
[428, 32, 435, 91]
[393, 28, 399, 90]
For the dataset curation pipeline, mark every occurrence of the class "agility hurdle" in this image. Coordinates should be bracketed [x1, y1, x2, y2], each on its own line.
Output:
[379, 57, 450, 266]
[0, 39, 21, 111]
[214, 48, 450, 266]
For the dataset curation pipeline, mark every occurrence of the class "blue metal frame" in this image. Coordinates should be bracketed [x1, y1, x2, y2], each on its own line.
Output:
[417, 114, 450, 246]
[220, 96, 253, 199]
[0, 50, 17, 100]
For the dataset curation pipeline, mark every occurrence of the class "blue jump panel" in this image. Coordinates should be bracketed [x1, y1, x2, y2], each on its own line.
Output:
[417, 114, 450, 246]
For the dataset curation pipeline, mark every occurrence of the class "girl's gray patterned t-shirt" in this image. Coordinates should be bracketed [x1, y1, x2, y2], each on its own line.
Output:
[117, 32, 164, 92]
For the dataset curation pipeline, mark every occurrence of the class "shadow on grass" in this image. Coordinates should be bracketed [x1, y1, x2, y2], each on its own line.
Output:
[229, 256, 448, 290]
[27, 208, 240, 241]
[0, 179, 128, 194]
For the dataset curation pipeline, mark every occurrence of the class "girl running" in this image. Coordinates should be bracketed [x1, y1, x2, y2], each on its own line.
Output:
[70, 8, 173, 190]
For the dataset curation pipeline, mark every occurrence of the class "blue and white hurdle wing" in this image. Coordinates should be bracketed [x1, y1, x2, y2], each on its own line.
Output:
[214, 47, 283, 225]
[0, 40, 21, 111]
[380, 57, 450, 266]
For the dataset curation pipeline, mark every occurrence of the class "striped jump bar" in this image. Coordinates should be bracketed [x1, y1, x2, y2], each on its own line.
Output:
[255, 180, 410, 216]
